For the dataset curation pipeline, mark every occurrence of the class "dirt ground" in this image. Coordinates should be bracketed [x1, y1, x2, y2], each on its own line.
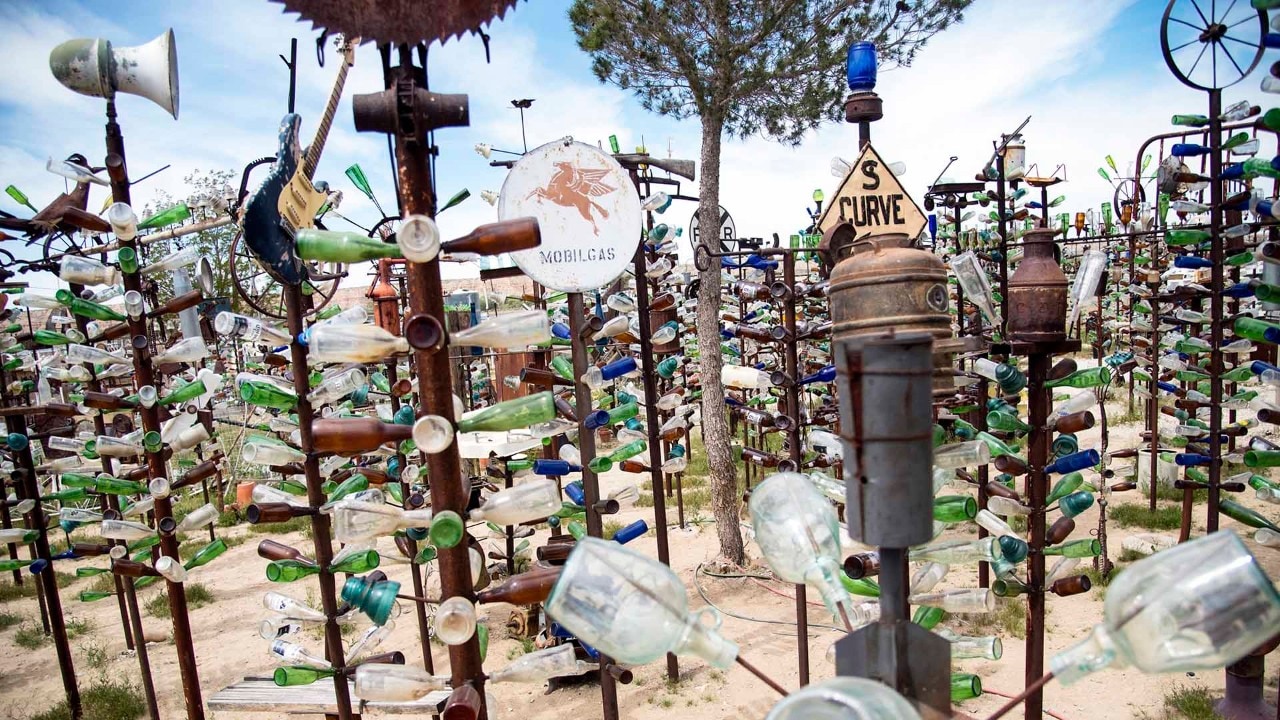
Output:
[2, 389, 1279, 720]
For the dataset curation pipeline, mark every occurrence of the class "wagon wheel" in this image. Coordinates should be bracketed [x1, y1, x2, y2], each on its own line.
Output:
[40, 230, 84, 265]
[229, 229, 344, 319]
[1113, 178, 1147, 219]
[1161, 0, 1265, 91]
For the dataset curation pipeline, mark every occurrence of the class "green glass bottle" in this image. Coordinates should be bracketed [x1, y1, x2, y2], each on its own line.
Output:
[239, 379, 298, 411]
[912, 605, 944, 630]
[34, 329, 76, 346]
[1223, 132, 1251, 150]
[951, 673, 982, 701]
[79, 590, 113, 602]
[330, 549, 381, 574]
[1043, 538, 1101, 557]
[550, 356, 574, 381]
[43, 488, 88, 502]
[933, 495, 977, 523]
[55, 290, 126, 322]
[588, 439, 648, 473]
[326, 474, 369, 504]
[296, 228, 403, 263]
[266, 559, 322, 583]
[565, 520, 587, 540]
[992, 578, 1029, 597]
[1166, 229, 1211, 246]
[369, 371, 391, 393]
[457, 392, 555, 433]
[94, 476, 148, 495]
[0, 559, 34, 572]
[839, 574, 881, 598]
[1045, 472, 1083, 504]
[60, 473, 98, 489]
[184, 539, 228, 571]
[274, 666, 337, 687]
[159, 378, 208, 406]
[75, 566, 109, 578]
[1244, 451, 1280, 468]
[986, 410, 1031, 435]
[656, 356, 682, 379]
[1225, 250, 1253, 267]
[974, 431, 1019, 459]
[138, 202, 192, 230]
[1051, 433, 1079, 458]
[1220, 500, 1280, 533]
[1044, 366, 1110, 389]
[1235, 317, 1280, 344]
[1058, 491, 1094, 519]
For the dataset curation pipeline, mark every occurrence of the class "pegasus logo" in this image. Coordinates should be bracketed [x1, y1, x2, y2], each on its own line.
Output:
[524, 161, 617, 235]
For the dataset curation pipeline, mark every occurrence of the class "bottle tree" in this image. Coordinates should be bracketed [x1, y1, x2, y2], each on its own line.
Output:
[569, 0, 973, 563]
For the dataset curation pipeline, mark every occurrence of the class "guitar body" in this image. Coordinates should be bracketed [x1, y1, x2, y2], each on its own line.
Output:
[280, 171, 328, 232]
[243, 114, 306, 285]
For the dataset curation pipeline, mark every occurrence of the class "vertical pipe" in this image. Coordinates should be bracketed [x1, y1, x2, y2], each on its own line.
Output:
[388, 55, 486, 715]
[997, 155, 1009, 334]
[4, 414, 81, 719]
[1206, 88, 1223, 533]
[568, 293, 621, 720]
[283, 288, 354, 720]
[104, 102, 204, 720]
[626, 174, 679, 682]
[781, 252, 810, 686]
[1024, 353, 1050, 720]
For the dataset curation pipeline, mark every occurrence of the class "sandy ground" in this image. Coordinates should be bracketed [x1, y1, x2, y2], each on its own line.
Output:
[2, 390, 1280, 720]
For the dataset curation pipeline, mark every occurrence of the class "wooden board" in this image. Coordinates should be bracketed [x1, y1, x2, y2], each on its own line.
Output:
[210, 678, 450, 715]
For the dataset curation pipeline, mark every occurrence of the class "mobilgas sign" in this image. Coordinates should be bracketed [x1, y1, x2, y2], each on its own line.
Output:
[499, 139, 642, 292]
[817, 144, 926, 240]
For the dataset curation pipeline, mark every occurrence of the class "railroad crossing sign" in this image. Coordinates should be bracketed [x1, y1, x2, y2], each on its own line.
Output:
[689, 205, 737, 252]
[817, 144, 926, 240]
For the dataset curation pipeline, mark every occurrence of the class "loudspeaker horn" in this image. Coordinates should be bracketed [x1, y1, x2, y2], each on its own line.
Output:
[195, 257, 214, 295]
[49, 29, 179, 119]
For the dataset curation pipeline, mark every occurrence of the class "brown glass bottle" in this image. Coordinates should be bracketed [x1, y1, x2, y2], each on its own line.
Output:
[985, 481, 1022, 501]
[1046, 516, 1075, 545]
[72, 542, 112, 557]
[312, 418, 412, 455]
[1109, 448, 1138, 459]
[147, 290, 204, 318]
[536, 543, 575, 564]
[649, 292, 676, 312]
[618, 459, 647, 473]
[82, 391, 137, 411]
[1110, 481, 1138, 492]
[520, 367, 572, 388]
[475, 565, 562, 605]
[258, 539, 314, 564]
[248, 502, 318, 524]
[740, 447, 780, 468]
[554, 395, 578, 422]
[993, 455, 1028, 476]
[1049, 575, 1092, 597]
[112, 558, 159, 578]
[88, 322, 132, 343]
[1048, 358, 1078, 381]
[442, 684, 483, 720]
[842, 551, 880, 579]
[1052, 411, 1095, 434]
[724, 323, 774, 343]
[171, 454, 223, 491]
[444, 217, 540, 257]
[730, 281, 771, 302]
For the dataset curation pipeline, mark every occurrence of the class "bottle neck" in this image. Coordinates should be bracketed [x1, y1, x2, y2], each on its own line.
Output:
[1050, 624, 1117, 685]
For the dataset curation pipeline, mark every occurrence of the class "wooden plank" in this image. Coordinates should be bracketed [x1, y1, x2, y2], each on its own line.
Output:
[210, 678, 448, 715]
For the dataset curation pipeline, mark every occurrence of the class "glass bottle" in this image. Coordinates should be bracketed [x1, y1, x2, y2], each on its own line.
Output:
[54, 290, 125, 322]
[308, 324, 410, 363]
[333, 500, 458, 547]
[547, 537, 738, 668]
[1043, 538, 1101, 557]
[353, 663, 448, 702]
[239, 377, 298, 411]
[215, 311, 292, 345]
[910, 537, 1000, 565]
[488, 643, 596, 684]
[951, 673, 983, 701]
[748, 473, 859, 622]
[1052, 531, 1280, 684]
[763, 677, 921, 720]
[1045, 366, 1111, 389]
[588, 439, 647, 473]
[469, 479, 560, 526]
[458, 392, 555, 433]
[450, 310, 549, 349]
[296, 228, 403, 263]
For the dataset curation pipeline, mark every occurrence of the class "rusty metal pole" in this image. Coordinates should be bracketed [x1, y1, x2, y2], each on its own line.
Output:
[369, 48, 487, 713]
[3, 417, 81, 719]
[626, 169, 680, 683]
[996, 155, 1009, 333]
[1023, 352, 1050, 720]
[1206, 87, 1224, 533]
[568, 293, 621, 720]
[103, 99, 204, 720]
[781, 251, 810, 686]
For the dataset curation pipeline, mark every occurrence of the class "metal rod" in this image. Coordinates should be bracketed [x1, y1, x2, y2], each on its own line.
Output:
[387, 360, 435, 674]
[781, 251, 810, 686]
[627, 169, 680, 682]
[736, 655, 789, 697]
[1023, 352, 1050, 720]
[386, 51, 487, 717]
[105, 101, 205, 720]
[568, 292, 621, 720]
[984, 671, 1055, 720]
[1207, 87, 1224, 534]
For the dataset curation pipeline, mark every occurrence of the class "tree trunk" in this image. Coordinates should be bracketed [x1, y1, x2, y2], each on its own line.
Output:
[694, 110, 745, 566]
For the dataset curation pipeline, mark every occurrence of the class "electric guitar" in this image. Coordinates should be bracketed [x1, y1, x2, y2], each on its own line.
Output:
[243, 35, 357, 285]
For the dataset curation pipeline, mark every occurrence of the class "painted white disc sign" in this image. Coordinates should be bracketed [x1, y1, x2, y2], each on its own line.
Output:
[498, 139, 641, 292]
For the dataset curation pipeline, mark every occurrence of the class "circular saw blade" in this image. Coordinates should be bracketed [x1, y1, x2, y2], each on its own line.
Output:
[271, 0, 520, 46]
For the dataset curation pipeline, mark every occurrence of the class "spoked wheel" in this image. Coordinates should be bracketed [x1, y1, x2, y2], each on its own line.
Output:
[1113, 178, 1147, 218]
[229, 229, 344, 319]
[1161, 0, 1265, 91]
[39, 231, 83, 265]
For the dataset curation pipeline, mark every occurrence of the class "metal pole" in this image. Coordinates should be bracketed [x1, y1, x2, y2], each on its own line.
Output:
[1023, 353, 1050, 720]
[104, 100, 204, 720]
[781, 252, 810, 686]
[627, 171, 679, 682]
[1207, 87, 1224, 533]
[568, 293, 621, 720]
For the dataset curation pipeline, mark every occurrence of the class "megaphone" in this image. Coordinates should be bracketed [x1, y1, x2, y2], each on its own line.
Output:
[195, 257, 214, 295]
[49, 29, 179, 119]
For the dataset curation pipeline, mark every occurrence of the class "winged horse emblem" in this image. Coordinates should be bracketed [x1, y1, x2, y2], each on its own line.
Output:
[525, 161, 616, 235]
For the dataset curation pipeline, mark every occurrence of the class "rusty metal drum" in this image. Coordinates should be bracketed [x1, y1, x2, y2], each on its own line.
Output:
[1006, 228, 1068, 344]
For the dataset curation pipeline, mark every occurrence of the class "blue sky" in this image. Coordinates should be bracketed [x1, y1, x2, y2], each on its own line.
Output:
[1, 0, 1268, 289]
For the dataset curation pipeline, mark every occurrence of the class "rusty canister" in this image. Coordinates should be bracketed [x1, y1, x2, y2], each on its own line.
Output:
[1006, 227, 1067, 343]
[829, 230, 952, 393]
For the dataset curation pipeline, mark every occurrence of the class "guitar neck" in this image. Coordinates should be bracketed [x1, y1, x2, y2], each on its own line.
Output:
[301, 58, 351, 180]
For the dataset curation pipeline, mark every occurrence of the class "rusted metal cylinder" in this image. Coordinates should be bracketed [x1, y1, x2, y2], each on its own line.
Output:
[829, 230, 952, 392]
[1006, 228, 1068, 344]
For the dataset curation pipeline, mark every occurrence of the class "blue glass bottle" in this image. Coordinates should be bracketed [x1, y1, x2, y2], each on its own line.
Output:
[1174, 256, 1213, 270]
[533, 459, 580, 476]
[846, 41, 878, 92]
[1044, 449, 1100, 475]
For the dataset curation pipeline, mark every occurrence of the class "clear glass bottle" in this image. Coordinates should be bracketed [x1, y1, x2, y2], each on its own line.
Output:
[308, 324, 410, 364]
[546, 537, 738, 668]
[450, 310, 549, 349]
[1052, 531, 1280, 684]
[353, 663, 448, 701]
[764, 677, 920, 720]
[469, 479, 560, 526]
[488, 643, 597, 683]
